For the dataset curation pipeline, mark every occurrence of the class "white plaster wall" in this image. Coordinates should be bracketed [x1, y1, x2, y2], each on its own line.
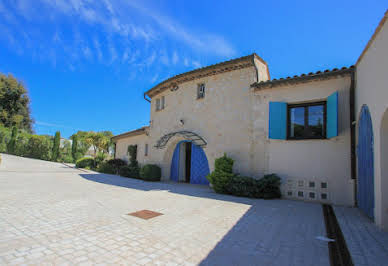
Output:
[114, 134, 149, 165]
[148, 66, 261, 180]
[253, 77, 354, 206]
[356, 15, 388, 230]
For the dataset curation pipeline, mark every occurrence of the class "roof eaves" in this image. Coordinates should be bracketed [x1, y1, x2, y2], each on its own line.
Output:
[145, 53, 258, 98]
[251, 66, 354, 90]
[111, 126, 149, 141]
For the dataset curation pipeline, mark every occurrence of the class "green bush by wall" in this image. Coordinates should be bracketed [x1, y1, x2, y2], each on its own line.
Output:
[140, 164, 161, 181]
[227, 174, 281, 199]
[206, 153, 235, 193]
[97, 162, 116, 174]
[117, 165, 139, 178]
[207, 153, 282, 199]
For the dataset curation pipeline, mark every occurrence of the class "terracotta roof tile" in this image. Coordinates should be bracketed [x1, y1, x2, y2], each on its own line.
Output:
[251, 66, 354, 90]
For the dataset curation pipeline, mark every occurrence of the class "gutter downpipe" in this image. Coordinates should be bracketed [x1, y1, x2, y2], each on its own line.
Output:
[350, 69, 357, 206]
[144, 93, 151, 103]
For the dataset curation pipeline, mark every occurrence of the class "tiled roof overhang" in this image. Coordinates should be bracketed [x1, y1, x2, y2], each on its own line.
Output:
[250, 66, 354, 91]
[111, 126, 149, 141]
[144, 53, 268, 98]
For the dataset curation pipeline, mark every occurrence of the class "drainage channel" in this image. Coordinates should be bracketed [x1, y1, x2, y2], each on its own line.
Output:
[322, 204, 354, 266]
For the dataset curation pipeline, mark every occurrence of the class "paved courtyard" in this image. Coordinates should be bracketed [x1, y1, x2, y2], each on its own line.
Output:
[0, 154, 332, 265]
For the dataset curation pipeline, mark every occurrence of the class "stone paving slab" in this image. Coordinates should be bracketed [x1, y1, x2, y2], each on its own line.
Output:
[334, 206, 388, 266]
[0, 154, 329, 265]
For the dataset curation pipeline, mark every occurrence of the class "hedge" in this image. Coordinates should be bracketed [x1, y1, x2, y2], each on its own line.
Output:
[97, 162, 116, 174]
[206, 153, 281, 199]
[226, 174, 281, 199]
[117, 165, 139, 179]
[140, 164, 161, 181]
[76, 157, 95, 168]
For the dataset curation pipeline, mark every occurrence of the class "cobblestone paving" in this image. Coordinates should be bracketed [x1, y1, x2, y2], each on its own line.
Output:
[0, 154, 329, 265]
[334, 206, 388, 266]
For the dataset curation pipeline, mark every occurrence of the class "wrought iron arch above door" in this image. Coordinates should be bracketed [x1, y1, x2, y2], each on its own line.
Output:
[155, 131, 207, 149]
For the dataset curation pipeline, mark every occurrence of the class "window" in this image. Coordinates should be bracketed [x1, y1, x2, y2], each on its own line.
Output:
[288, 102, 326, 139]
[197, 83, 205, 99]
[155, 96, 165, 111]
[145, 143, 148, 156]
[161, 96, 165, 109]
[156, 98, 160, 111]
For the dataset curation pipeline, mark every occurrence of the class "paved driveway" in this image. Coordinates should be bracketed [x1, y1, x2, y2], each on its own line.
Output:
[0, 154, 329, 265]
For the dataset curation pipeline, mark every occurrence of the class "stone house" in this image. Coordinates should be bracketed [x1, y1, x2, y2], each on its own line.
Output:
[112, 10, 388, 230]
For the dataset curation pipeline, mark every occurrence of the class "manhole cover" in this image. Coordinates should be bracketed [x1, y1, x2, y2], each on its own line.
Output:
[128, 210, 163, 220]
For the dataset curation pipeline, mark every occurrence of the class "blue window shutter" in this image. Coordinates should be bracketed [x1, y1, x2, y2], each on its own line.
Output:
[269, 102, 287, 139]
[327, 91, 339, 138]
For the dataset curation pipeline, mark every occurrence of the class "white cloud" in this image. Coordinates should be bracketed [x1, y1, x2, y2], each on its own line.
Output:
[172, 51, 179, 65]
[93, 37, 103, 62]
[150, 73, 159, 83]
[36, 121, 73, 129]
[3, 0, 236, 76]
[183, 57, 190, 67]
[125, 1, 236, 57]
[192, 60, 201, 68]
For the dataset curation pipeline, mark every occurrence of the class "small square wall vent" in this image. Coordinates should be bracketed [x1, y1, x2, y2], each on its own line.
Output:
[128, 210, 163, 220]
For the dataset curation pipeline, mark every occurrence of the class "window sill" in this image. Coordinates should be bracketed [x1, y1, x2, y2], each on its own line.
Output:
[286, 137, 327, 141]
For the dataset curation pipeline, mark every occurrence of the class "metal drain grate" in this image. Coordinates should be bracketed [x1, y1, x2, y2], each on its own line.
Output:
[128, 210, 163, 220]
[322, 204, 353, 266]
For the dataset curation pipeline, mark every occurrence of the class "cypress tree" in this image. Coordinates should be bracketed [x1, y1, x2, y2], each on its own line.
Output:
[7, 126, 17, 154]
[52, 131, 60, 161]
[71, 134, 78, 162]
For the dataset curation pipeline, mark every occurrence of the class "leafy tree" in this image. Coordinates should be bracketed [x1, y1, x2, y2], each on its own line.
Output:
[59, 139, 73, 163]
[25, 135, 52, 160]
[0, 125, 11, 152]
[85, 131, 112, 157]
[127, 145, 140, 178]
[6, 126, 17, 154]
[52, 131, 60, 161]
[70, 131, 91, 156]
[0, 73, 33, 132]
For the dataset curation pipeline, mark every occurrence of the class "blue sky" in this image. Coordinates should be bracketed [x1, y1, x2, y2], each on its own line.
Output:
[0, 0, 386, 138]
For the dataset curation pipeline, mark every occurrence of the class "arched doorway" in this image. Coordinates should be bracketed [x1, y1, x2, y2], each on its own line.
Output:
[170, 141, 210, 185]
[357, 105, 375, 219]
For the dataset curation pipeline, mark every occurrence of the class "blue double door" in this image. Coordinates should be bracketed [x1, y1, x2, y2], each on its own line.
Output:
[170, 141, 210, 185]
[357, 106, 375, 220]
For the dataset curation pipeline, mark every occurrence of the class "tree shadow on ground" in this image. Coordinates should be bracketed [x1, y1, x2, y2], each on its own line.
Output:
[79, 172, 257, 205]
[78, 173, 329, 266]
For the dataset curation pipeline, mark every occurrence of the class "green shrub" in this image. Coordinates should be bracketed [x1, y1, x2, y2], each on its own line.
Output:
[257, 174, 282, 199]
[60, 154, 74, 164]
[52, 131, 60, 161]
[71, 134, 78, 162]
[140, 164, 161, 181]
[76, 157, 95, 168]
[0, 126, 11, 153]
[107, 158, 126, 168]
[14, 133, 29, 156]
[97, 162, 116, 174]
[95, 152, 107, 168]
[106, 158, 126, 174]
[227, 174, 281, 199]
[24, 135, 52, 160]
[206, 153, 235, 193]
[73, 152, 83, 162]
[6, 126, 17, 154]
[118, 165, 141, 178]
